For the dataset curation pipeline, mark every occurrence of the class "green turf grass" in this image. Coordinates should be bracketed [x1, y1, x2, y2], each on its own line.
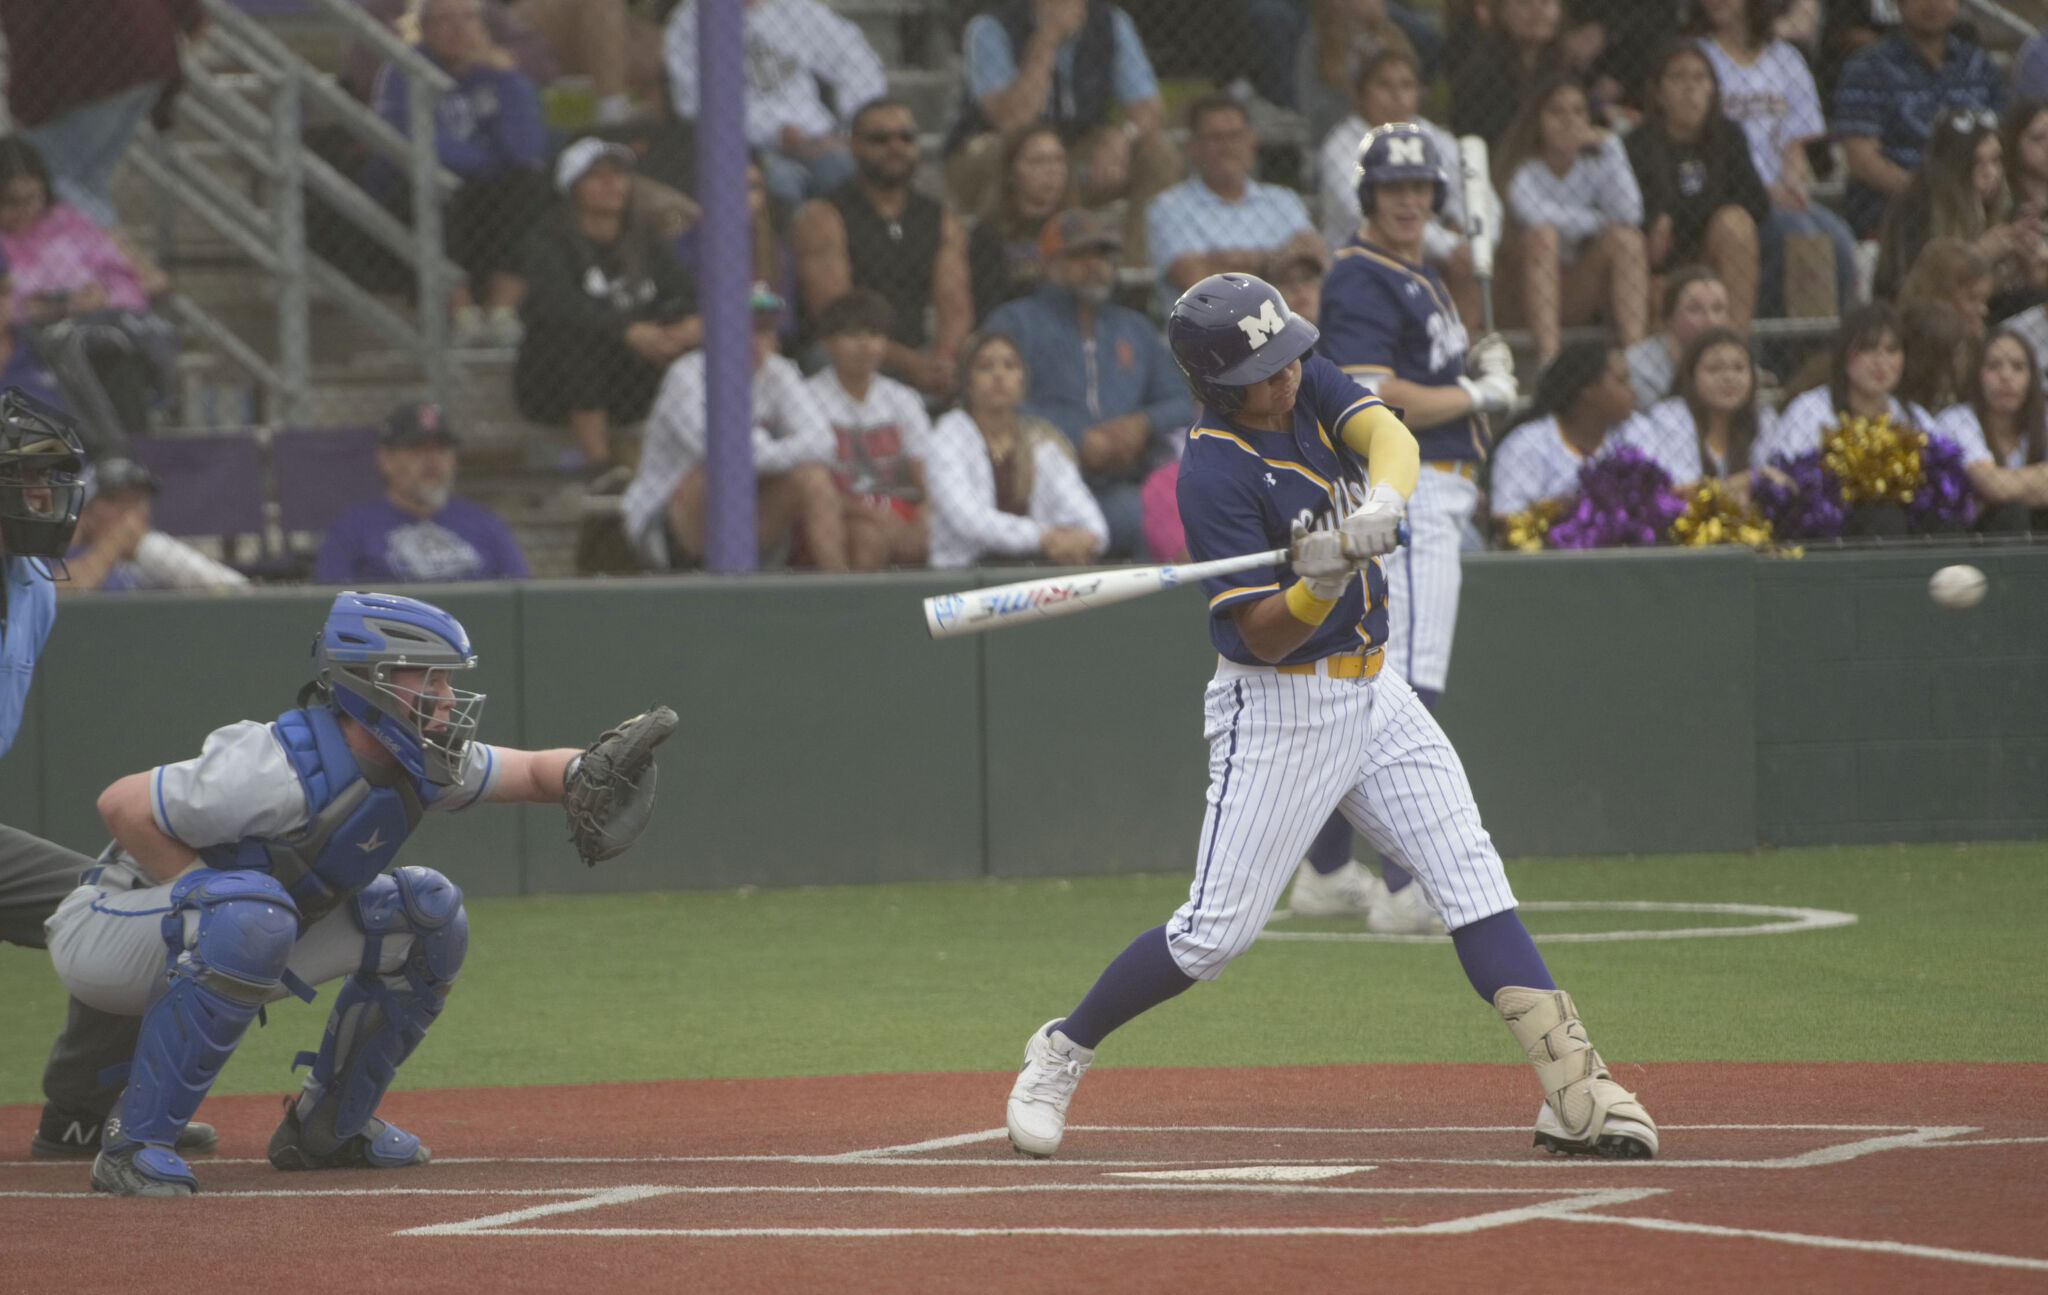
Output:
[2, 841, 2042, 1105]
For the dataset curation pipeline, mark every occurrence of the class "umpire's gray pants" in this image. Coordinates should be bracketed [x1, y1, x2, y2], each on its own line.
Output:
[0, 824, 149, 1119]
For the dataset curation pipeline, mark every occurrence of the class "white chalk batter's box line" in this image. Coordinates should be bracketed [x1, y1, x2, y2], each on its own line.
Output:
[4, 1124, 2045, 1272]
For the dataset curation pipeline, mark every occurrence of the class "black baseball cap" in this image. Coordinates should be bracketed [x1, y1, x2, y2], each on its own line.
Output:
[382, 401, 459, 447]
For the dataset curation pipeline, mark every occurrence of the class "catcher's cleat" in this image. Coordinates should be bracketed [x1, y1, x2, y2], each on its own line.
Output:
[92, 1137, 198, 1197]
[1495, 986, 1658, 1160]
[33, 1104, 218, 1160]
[268, 1096, 430, 1171]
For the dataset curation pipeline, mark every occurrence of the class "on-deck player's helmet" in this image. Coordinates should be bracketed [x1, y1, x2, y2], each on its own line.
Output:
[0, 388, 85, 560]
[316, 591, 486, 786]
[1354, 121, 1448, 218]
[1166, 273, 1321, 415]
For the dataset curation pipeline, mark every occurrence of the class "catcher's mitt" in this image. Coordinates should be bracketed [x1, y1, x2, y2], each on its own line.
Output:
[563, 706, 678, 866]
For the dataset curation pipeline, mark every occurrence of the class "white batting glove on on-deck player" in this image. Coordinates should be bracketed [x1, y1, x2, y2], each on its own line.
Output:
[1458, 371, 1518, 416]
[1289, 520, 1355, 601]
[1337, 482, 1406, 559]
[1469, 332, 1514, 381]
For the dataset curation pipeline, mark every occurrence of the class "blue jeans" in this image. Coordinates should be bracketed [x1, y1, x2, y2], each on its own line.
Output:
[21, 81, 162, 228]
[1760, 202, 1858, 317]
[757, 144, 856, 207]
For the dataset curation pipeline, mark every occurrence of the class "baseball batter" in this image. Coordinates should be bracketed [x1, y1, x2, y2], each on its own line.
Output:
[1287, 123, 1519, 932]
[41, 591, 671, 1195]
[1005, 272, 1657, 1163]
[0, 391, 224, 1163]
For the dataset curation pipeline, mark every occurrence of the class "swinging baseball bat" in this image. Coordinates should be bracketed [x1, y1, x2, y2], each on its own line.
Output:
[923, 548, 1286, 640]
[1457, 135, 1496, 335]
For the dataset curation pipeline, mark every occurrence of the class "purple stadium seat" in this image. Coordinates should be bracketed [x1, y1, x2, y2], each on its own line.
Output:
[272, 426, 383, 536]
[124, 433, 267, 539]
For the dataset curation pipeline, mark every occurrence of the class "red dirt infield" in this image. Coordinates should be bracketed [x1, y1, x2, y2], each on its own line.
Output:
[2, 1061, 2043, 1294]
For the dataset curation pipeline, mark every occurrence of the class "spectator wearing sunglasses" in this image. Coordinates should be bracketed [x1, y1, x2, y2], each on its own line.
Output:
[793, 100, 973, 400]
[1833, 0, 2003, 238]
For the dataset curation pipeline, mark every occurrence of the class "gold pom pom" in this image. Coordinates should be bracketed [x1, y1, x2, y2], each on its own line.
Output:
[1821, 412, 1924, 506]
[1501, 497, 1562, 552]
[1668, 478, 1773, 548]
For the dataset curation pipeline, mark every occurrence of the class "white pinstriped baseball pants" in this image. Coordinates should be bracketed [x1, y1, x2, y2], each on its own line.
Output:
[1165, 659, 1516, 979]
[1380, 466, 1480, 694]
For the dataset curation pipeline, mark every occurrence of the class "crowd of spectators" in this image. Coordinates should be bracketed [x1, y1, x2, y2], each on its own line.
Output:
[16, 0, 2048, 589]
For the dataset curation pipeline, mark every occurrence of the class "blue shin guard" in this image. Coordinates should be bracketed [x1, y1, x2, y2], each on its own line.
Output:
[278, 867, 465, 1168]
[100, 870, 297, 1191]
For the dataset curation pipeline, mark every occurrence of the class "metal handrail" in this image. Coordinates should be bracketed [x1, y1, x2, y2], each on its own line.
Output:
[1960, 0, 2039, 42]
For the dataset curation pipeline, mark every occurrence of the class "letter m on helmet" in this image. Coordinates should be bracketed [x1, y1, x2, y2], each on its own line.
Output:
[1235, 297, 1288, 349]
[1386, 135, 1425, 166]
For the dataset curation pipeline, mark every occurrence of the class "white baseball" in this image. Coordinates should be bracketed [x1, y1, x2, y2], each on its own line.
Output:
[1928, 564, 1987, 610]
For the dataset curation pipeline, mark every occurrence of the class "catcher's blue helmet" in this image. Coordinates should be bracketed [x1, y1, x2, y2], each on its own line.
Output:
[1166, 273, 1320, 415]
[1354, 121, 1448, 218]
[316, 591, 484, 786]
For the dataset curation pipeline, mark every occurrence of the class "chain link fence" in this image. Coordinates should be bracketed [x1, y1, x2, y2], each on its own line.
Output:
[4, 0, 2045, 583]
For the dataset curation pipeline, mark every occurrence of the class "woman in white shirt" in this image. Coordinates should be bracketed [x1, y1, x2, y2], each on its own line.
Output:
[1315, 46, 1498, 325]
[1488, 339, 1636, 529]
[925, 331, 1110, 570]
[1934, 326, 2048, 532]
[1690, 0, 1858, 316]
[1760, 303, 1935, 536]
[1617, 326, 1775, 503]
[1761, 303, 1933, 465]
[1496, 74, 1649, 364]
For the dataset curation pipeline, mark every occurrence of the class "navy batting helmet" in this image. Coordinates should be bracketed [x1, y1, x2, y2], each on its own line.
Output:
[1166, 273, 1320, 415]
[1354, 121, 1448, 218]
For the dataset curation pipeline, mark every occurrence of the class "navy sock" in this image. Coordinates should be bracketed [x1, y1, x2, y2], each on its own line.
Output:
[1377, 687, 1439, 894]
[1450, 909, 1555, 1003]
[1305, 812, 1353, 875]
[1057, 926, 1196, 1050]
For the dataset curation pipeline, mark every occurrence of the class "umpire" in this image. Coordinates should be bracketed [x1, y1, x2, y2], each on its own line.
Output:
[0, 389, 215, 1159]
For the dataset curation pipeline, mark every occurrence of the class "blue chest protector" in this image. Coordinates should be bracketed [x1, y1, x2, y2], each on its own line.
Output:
[198, 705, 440, 927]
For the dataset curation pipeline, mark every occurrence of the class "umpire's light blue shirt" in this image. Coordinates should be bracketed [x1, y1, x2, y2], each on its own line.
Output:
[982, 282, 1192, 484]
[0, 555, 56, 757]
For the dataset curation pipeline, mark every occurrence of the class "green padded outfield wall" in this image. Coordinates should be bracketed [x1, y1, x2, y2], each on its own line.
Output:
[0, 549, 2038, 893]
[1754, 549, 2048, 844]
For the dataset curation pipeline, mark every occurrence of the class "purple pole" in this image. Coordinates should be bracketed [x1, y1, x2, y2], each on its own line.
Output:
[697, 0, 755, 572]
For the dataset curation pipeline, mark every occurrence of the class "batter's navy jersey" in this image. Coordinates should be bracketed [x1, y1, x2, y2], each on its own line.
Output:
[1178, 354, 1389, 666]
[1319, 236, 1483, 463]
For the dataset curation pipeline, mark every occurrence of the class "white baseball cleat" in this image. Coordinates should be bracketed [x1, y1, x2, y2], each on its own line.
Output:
[1285, 859, 1375, 916]
[1006, 1019, 1093, 1157]
[1366, 876, 1446, 935]
[1495, 986, 1658, 1160]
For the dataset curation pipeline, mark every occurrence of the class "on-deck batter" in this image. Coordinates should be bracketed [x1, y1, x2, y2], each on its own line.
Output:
[1287, 123, 1520, 932]
[1003, 271, 1657, 1164]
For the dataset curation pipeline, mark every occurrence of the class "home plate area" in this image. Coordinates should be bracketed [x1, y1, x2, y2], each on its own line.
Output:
[3, 1062, 2044, 1293]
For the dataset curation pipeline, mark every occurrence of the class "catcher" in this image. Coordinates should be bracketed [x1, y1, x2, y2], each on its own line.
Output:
[39, 590, 675, 1196]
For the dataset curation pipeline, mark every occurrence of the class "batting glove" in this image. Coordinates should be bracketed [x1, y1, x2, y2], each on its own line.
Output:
[1289, 519, 1355, 600]
[1458, 371, 1518, 417]
[1337, 482, 1406, 559]
[1469, 332, 1515, 381]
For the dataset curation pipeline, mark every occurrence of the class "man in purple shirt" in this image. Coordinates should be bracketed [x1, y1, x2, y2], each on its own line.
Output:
[314, 402, 529, 585]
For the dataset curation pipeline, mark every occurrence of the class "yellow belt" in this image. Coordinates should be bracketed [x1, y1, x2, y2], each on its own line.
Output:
[1426, 460, 1478, 479]
[1275, 647, 1385, 678]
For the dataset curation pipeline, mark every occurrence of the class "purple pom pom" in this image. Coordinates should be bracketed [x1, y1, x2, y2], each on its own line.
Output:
[1753, 451, 1849, 539]
[1546, 445, 1686, 549]
[1907, 434, 1974, 531]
